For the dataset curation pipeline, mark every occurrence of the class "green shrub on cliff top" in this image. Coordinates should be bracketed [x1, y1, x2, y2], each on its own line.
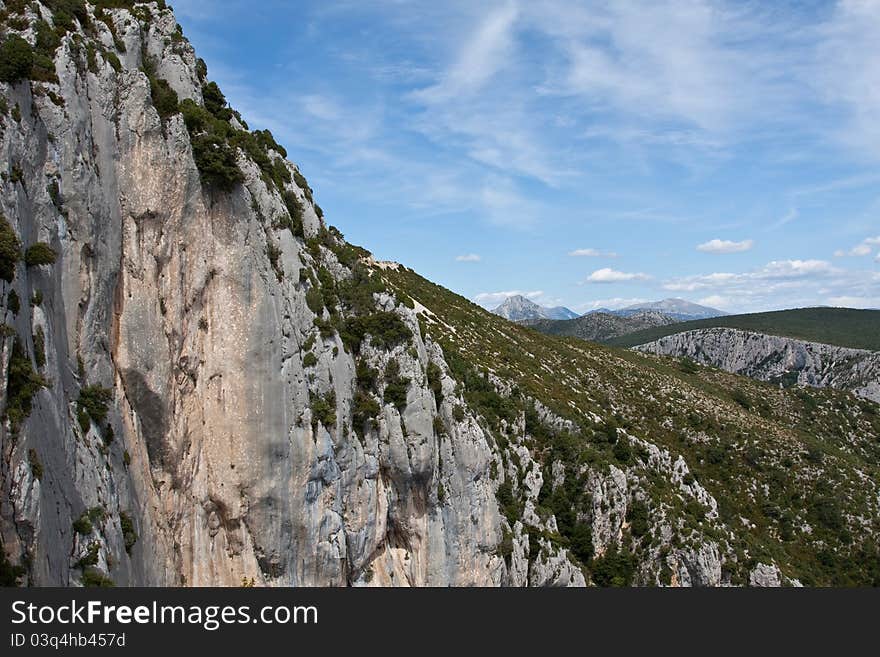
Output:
[0, 35, 34, 83]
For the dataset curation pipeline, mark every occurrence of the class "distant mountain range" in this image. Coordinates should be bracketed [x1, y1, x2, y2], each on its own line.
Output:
[495, 296, 725, 323]
[492, 295, 579, 321]
[613, 298, 726, 321]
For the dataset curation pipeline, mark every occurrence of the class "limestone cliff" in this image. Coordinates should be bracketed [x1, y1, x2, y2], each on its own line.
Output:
[0, 0, 509, 586]
[635, 328, 880, 403]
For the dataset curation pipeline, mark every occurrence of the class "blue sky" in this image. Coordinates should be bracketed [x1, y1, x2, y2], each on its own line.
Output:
[172, 0, 880, 313]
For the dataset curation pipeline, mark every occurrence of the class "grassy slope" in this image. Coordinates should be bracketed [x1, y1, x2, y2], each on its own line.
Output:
[382, 265, 880, 585]
[606, 307, 880, 350]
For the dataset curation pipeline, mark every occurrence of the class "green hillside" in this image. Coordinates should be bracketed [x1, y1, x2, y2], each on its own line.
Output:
[606, 307, 880, 351]
[380, 265, 880, 586]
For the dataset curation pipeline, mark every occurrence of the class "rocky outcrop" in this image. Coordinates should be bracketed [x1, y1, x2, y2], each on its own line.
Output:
[636, 328, 880, 402]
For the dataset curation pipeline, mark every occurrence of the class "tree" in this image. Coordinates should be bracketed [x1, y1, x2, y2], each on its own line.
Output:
[0, 36, 34, 83]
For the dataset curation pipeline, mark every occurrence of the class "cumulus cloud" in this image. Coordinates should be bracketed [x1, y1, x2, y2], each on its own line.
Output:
[574, 297, 649, 312]
[662, 259, 878, 311]
[455, 253, 481, 262]
[473, 290, 543, 306]
[835, 236, 880, 257]
[697, 295, 731, 310]
[666, 259, 836, 292]
[569, 248, 618, 257]
[696, 238, 754, 254]
[585, 268, 651, 283]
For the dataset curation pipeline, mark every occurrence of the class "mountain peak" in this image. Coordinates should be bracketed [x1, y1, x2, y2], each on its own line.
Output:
[618, 298, 726, 320]
[492, 295, 578, 321]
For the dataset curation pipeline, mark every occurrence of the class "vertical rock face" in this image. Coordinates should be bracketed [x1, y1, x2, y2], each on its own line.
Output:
[0, 1, 507, 586]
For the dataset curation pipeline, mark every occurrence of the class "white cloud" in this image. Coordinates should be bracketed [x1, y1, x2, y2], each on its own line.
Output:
[834, 235, 880, 257]
[816, 0, 880, 155]
[455, 253, 481, 262]
[474, 290, 543, 307]
[569, 248, 618, 257]
[697, 295, 732, 310]
[767, 208, 799, 231]
[696, 238, 754, 254]
[573, 297, 649, 312]
[414, 3, 519, 103]
[666, 260, 836, 292]
[662, 259, 878, 312]
[585, 268, 651, 283]
[827, 296, 880, 309]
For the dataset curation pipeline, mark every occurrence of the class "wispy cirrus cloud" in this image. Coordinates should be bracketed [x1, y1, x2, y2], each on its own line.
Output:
[174, 1, 880, 315]
[455, 253, 481, 262]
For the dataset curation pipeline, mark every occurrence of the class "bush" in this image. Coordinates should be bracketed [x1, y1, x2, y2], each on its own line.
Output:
[75, 541, 100, 568]
[590, 544, 636, 587]
[7, 290, 20, 315]
[33, 327, 46, 368]
[627, 500, 650, 537]
[149, 75, 179, 120]
[352, 390, 380, 435]
[0, 215, 22, 282]
[340, 312, 412, 353]
[293, 170, 313, 203]
[24, 243, 57, 267]
[179, 98, 243, 191]
[496, 480, 521, 525]
[426, 361, 443, 404]
[678, 358, 699, 374]
[266, 240, 283, 281]
[119, 511, 137, 554]
[28, 448, 43, 480]
[613, 437, 632, 465]
[569, 522, 594, 563]
[305, 285, 324, 314]
[189, 132, 243, 190]
[78, 385, 113, 426]
[356, 360, 378, 392]
[382, 360, 409, 411]
[80, 567, 114, 588]
[302, 352, 317, 368]
[34, 20, 62, 58]
[731, 388, 752, 410]
[202, 81, 231, 121]
[0, 538, 25, 586]
[311, 390, 336, 429]
[336, 264, 384, 315]
[0, 35, 34, 83]
[5, 338, 48, 433]
[282, 190, 304, 236]
[72, 512, 93, 535]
